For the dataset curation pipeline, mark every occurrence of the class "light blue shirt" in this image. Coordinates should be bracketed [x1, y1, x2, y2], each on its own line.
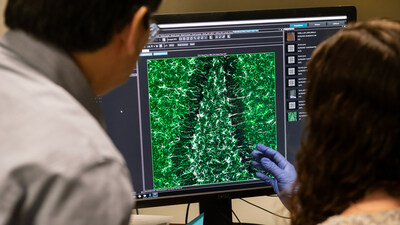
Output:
[0, 30, 134, 225]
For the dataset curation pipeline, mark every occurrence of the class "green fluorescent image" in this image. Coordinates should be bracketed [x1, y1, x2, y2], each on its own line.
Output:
[147, 53, 277, 189]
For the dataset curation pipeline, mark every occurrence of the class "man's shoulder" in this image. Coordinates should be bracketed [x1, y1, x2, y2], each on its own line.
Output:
[0, 40, 68, 107]
[0, 50, 124, 174]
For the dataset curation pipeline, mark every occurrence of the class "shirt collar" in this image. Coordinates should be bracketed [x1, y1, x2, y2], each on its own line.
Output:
[1, 30, 105, 127]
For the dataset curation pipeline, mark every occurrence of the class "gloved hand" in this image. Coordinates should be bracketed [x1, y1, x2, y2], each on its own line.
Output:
[252, 144, 297, 209]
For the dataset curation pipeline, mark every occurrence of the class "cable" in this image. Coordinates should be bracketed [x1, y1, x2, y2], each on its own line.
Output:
[266, 194, 279, 197]
[218, 207, 234, 224]
[239, 198, 292, 219]
[232, 209, 242, 225]
[185, 203, 190, 224]
[135, 207, 139, 215]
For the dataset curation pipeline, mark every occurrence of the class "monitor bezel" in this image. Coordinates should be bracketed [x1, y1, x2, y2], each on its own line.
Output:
[153, 6, 356, 25]
[135, 6, 357, 209]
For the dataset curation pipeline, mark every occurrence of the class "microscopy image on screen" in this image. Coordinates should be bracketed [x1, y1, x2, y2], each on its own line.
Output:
[147, 53, 277, 189]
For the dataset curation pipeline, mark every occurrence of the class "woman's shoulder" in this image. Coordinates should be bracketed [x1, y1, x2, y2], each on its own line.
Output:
[319, 208, 400, 225]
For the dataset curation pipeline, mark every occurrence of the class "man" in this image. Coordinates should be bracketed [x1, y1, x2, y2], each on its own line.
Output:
[0, 0, 161, 224]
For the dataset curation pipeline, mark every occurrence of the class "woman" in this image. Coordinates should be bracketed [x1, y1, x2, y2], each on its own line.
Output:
[252, 19, 400, 225]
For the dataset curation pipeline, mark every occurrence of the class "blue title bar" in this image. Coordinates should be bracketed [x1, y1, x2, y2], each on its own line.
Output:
[139, 52, 153, 57]
[232, 29, 259, 33]
[153, 52, 169, 56]
[290, 23, 308, 28]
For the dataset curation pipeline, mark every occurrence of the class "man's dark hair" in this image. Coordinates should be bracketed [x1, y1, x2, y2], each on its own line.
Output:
[5, 0, 162, 52]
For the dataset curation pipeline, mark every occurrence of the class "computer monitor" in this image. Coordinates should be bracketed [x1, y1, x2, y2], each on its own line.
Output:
[98, 6, 356, 225]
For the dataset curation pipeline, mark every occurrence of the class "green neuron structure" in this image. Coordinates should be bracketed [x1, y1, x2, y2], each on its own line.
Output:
[147, 53, 276, 189]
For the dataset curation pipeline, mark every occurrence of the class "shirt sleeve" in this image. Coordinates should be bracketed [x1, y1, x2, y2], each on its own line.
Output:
[0, 159, 134, 225]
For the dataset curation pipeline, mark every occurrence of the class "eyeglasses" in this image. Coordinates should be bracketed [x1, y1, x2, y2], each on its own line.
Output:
[148, 22, 160, 43]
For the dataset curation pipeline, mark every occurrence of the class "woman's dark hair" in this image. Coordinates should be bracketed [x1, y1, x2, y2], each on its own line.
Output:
[5, 0, 162, 52]
[291, 19, 400, 225]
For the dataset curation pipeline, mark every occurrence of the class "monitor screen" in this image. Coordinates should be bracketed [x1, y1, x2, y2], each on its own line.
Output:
[98, 6, 356, 210]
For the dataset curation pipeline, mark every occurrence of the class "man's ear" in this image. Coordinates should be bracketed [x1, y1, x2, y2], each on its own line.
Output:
[124, 6, 149, 55]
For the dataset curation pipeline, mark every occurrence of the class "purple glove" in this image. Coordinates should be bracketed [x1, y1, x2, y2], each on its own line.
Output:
[252, 144, 297, 209]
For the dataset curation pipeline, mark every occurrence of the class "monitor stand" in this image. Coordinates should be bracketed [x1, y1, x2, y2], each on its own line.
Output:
[199, 199, 264, 225]
[199, 198, 232, 225]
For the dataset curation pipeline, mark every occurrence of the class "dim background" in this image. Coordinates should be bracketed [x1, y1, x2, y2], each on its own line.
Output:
[1, 0, 399, 224]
